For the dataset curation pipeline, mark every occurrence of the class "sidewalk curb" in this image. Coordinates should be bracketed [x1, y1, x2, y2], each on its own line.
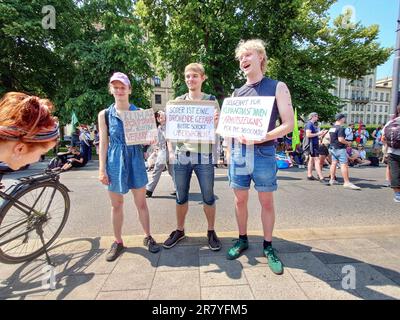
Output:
[54, 224, 400, 252]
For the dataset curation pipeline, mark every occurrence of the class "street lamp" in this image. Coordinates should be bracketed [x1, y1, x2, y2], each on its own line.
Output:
[391, 1, 400, 117]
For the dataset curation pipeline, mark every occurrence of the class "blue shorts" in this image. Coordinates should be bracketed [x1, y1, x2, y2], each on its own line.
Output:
[173, 152, 215, 206]
[329, 147, 348, 165]
[228, 144, 277, 192]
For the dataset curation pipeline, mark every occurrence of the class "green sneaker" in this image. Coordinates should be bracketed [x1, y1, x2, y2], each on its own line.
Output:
[264, 246, 284, 275]
[227, 239, 249, 260]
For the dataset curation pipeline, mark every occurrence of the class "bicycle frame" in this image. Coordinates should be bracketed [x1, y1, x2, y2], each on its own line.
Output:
[0, 170, 71, 265]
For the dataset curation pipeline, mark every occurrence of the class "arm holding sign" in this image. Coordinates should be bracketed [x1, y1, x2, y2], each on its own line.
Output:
[238, 82, 294, 145]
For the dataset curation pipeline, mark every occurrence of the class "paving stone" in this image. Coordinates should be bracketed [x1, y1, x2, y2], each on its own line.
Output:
[297, 281, 361, 300]
[279, 252, 340, 282]
[149, 270, 200, 300]
[101, 271, 155, 291]
[244, 267, 308, 300]
[327, 263, 400, 300]
[96, 290, 149, 300]
[157, 246, 199, 271]
[44, 274, 108, 300]
[201, 285, 254, 300]
[199, 256, 248, 287]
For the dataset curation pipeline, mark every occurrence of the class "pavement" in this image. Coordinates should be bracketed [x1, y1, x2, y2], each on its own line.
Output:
[0, 225, 399, 300]
[0, 161, 399, 300]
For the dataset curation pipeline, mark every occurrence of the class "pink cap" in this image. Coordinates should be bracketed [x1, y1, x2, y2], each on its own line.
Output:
[109, 72, 131, 87]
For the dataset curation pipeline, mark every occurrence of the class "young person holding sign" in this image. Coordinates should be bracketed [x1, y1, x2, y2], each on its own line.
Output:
[226, 40, 294, 275]
[98, 72, 160, 262]
[164, 63, 222, 251]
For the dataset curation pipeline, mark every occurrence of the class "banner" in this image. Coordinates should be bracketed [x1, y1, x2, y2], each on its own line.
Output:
[216, 96, 275, 140]
[121, 109, 157, 145]
[166, 100, 217, 143]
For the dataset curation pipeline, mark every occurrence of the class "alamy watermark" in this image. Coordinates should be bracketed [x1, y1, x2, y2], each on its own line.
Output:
[341, 265, 356, 290]
[42, 5, 56, 30]
[41, 265, 57, 290]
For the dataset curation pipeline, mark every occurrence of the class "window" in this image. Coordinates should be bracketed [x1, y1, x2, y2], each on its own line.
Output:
[352, 105, 355, 111]
[380, 92, 384, 101]
[153, 77, 161, 87]
[356, 105, 359, 111]
[369, 79, 372, 88]
[386, 93, 390, 101]
[367, 115, 370, 124]
[385, 106, 388, 113]
[375, 92, 378, 100]
[374, 105, 377, 112]
[379, 105, 382, 112]
[155, 94, 162, 104]
[368, 91, 371, 99]
[367, 105, 371, 112]
[373, 115, 376, 124]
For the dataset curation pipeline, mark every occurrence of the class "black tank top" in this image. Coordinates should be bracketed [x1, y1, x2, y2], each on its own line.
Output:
[233, 77, 279, 146]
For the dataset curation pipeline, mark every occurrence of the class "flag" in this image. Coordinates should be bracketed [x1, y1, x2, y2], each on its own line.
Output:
[356, 120, 362, 144]
[292, 108, 300, 150]
[71, 111, 79, 129]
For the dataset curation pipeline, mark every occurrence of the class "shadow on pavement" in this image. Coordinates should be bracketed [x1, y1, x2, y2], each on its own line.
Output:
[0, 238, 102, 300]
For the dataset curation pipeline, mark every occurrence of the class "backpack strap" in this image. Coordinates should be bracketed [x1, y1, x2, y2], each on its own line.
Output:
[104, 108, 110, 136]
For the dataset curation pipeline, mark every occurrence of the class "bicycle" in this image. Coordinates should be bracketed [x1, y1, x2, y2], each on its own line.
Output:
[0, 170, 70, 265]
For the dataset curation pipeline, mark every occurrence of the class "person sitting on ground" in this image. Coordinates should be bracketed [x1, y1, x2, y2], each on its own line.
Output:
[354, 144, 371, 166]
[60, 146, 87, 171]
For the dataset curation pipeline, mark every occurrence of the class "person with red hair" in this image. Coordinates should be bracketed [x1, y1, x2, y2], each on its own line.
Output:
[0, 92, 59, 171]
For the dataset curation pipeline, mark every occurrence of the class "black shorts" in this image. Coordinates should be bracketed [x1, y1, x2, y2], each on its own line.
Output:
[388, 153, 400, 188]
[309, 145, 319, 157]
[318, 144, 329, 157]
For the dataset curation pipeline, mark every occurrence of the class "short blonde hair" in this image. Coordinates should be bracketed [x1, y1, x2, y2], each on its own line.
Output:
[184, 63, 206, 77]
[235, 39, 268, 74]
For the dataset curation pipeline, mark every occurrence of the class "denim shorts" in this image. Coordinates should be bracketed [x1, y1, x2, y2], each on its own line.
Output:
[173, 152, 215, 206]
[228, 144, 277, 192]
[329, 147, 348, 165]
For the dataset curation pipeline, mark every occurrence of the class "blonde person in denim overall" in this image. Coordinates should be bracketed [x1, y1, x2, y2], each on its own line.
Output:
[98, 72, 160, 262]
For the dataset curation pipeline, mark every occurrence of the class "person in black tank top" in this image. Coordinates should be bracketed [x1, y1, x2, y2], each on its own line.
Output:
[225, 39, 294, 275]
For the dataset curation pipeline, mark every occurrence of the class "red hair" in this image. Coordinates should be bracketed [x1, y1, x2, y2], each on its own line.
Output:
[0, 92, 59, 150]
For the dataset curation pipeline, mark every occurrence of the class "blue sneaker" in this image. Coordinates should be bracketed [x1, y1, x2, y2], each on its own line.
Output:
[394, 193, 400, 203]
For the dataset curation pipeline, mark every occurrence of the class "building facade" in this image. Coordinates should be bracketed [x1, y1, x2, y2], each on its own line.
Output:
[149, 74, 175, 111]
[331, 70, 391, 125]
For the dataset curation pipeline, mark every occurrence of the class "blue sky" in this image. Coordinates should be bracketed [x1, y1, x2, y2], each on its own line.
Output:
[328, 0, 398, 80]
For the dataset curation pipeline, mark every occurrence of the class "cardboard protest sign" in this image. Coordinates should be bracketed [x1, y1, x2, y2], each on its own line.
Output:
[121, 109, 157, 145]
[216, 96, 275, 140]
[166, 100, 218, 143]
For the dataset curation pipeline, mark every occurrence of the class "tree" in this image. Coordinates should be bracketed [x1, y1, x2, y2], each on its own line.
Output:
[55, 0, 154, 125]
[136, 0, 392, 121]
[1, 0, 154, 125]
[0, 0, 80, 98]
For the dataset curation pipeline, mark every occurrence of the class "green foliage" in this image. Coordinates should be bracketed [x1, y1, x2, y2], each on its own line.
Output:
[137, 0, 391, 121]
[1, 0, 154, 125]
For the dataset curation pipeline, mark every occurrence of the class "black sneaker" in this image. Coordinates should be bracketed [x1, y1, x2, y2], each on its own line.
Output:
[163, 230, 186, 249]
[146, 190, 153, 198]
[307, 176, 317, 181]
[170, 191, 176, 196]
[207, 230, 221, 251]
[144, 235, 161, 253]
[106, 242, 125, 262]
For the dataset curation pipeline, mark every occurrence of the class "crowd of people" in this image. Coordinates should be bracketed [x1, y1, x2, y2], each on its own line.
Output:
[1, 39, 399, 278]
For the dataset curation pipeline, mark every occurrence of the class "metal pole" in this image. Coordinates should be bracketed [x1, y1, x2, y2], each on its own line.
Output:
[390, 1, 400, 117]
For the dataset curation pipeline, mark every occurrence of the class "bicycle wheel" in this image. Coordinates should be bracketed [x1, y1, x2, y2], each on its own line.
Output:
[0, 181, 70, 264]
